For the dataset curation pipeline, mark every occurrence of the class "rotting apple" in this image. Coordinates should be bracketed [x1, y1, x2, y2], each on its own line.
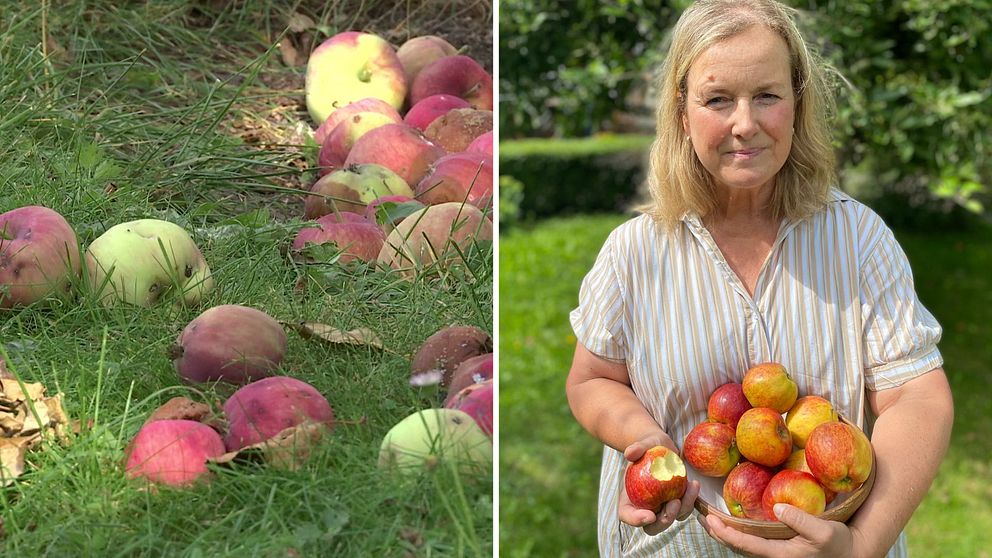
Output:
[171, 304, 288, 385]
[84, 219, 213, 306]
[761, 469, 827, 520]
[410, 325, 492, 388]
[625, 445, 688, 512]
[707, 382, 752, 430]
[423, 108, 492, 153]
[305, 31, 406, 125]
[0, 205, 81, 308]
[736, 407, 793, 467]
[682, 421, 740, 477]
[377, 202, 493, 278]
[377, 408, 491, 474]
[445, 378, 493, 437]
[785, 395, 838, 448]
[415, 152, 494, 209]
[404, 94, 472, 131]
[722, 461, 776, 520]
[742, 362, 798, 413]
[410, 55, 493, 110]
[292, 211, 386, 264]
[804, 421, 873, 493]
[223, 375, 335, 452]
[343, 123, 446, 188]
[125, 419, 226, 487]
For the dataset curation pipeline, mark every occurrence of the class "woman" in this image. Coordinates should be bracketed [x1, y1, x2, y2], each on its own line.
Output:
[565, 1, 954, 556]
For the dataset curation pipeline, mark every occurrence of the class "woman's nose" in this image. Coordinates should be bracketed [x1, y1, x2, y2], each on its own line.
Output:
[730, 99, 759, 139]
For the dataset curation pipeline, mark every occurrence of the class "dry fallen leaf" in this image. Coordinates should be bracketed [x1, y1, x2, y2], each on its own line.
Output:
[143, 396, 223, 431]
[284, 322, 385, 350]
[0, 374, 71, 484]
[209, 421, 331, 471]
[0, 445, 25, 487]
[0, 379, 46, 403]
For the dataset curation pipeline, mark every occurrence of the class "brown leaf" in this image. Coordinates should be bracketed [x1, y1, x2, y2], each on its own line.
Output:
[144, 396, 222, 431]
[286, 12, 316, 33]
[0, 379, 46, 403]
[208, 422, 331, 471]
[285, 322, 384, 350]
[0, 445, 25, 487]
[20, 403, 50, 435]
[0, 409, 24, 435]
[278, 39, 304, 67]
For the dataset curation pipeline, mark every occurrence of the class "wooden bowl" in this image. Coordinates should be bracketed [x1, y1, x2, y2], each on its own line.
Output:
[692, 416, 875, 539]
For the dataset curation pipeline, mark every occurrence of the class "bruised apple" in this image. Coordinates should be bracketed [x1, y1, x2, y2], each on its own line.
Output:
[804, 421, 873, 493]
[682, 421, 739, 477]
[785, 395, 837, 448]
[736, 407, 792, 467]
[761, 470, 826, 520]
[625, 446, 688, 512]
[742, 362, 798, 413]
[377, 202, 493, 277]
[125, 419, 226, 487]
[223, 376, 335, 452]
[723, 461, 776, 520]
[171, 304, 288, 385]
[707, 382, 752, 430]
[423, 108, 492, 153]
[0, 206, 81, 308]
[313, 97, 402, 147]
[317, 111, 401, 175]
[410, 325, 492, 387]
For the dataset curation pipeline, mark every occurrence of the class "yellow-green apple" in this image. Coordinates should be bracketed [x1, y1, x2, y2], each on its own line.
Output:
[377, 202, 493, 278]
[736, 407, 792, 467]
[465, 130, 493, 157]
[292, 212, 386, 265]
[722, 461, 776, 520]
[85, 219, 213, 306]
[445, 378, 493, 437]
[170, 304, 288, 385]
[317, 111, 402, 176]
[782, 449, 836, 504]
[363, 196, 425, 234]
[785, 395, 838, 448]
[304, 163, 414, 219]
[415, 152, 494, 209]
[761, 469, 826, 520]
[396, 35, 458, 89]
[707, 382, 752, 430]
[804, 421, 873, 493]
[410, 55, 493, 110]
[404, 94, 472, 131]
[378, 408, 492, 474]
[424, 108, 493, 153]
[682, 421, 740, 477]
[305, 31, 406, 125]
[410, 325, 492, 388]
[624, 446, 688, 512]
[125, 419, 226, 487]
[223, 376, 335, 452]
[0, 206, 81, 308]
[313, 97, 402, 146]
[343, 123, 446, 187]
[742, 362, 798, 413]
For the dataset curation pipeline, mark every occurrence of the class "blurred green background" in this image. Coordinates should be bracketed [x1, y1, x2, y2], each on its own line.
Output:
[497, 1, 992, 556]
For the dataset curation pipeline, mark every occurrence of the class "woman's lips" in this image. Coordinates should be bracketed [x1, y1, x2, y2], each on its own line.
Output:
[727, 148, 763, 159]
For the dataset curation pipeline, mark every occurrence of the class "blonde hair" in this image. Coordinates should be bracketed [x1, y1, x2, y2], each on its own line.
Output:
[639, 0, 836, 230]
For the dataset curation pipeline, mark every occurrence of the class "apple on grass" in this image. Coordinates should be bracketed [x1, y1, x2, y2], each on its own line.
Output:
[343, 123, 446, 188]
[0, 206, 81, 308]
[445, 378, 493, 437]
[396, 35, 458, 89]
[804, 421, 873, 493]
[742, 362, 798, 413]
[304, 163, 414, 219]
[415, 152, 494, 209]
[465, 130, 493, 157]
[378, 408, 491, 475]
[363, 196, 425, 234]
[404, 94, 472, 131]
[313, 97, 402, 147]
[625, 445, 688, 512]
[223, 376, 335, 453]
[447, 352, 493, 396]
[785, 395, 838, 448]
[125, 419, 226, 487]
[377, 202, 493, 278]
[292, 212, 386, 265]
[317, 110, 402, 176]
[305, 31, 406, 126]
[424, 108, 493, 153]
[761, 469, 827, 520]
[707, 382, 752, 430]
[410, 325, 492, 388]
[409, 55, 493, 110]
[722, 461, 776, 520]
[682, 421, 740, 477]
[736, 407, 793, 467]
[85, 219, 214, 306]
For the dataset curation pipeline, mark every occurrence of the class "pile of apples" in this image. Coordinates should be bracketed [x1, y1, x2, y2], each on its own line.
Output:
[294, 31, 494, 277]
[625, 362, 874, 523]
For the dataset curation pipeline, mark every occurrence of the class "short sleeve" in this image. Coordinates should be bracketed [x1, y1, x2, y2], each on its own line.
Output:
[860, 225, 943, 391]
[569, 229, 628, 361]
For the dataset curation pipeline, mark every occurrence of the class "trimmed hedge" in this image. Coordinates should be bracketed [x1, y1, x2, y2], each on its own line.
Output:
[499, 135, 654, 221]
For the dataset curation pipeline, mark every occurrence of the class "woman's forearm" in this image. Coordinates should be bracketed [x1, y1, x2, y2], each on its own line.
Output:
[566, 375, 671, 453]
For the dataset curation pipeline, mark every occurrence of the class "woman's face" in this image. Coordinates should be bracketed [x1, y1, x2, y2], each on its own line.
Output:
[682, 25, 795, 195]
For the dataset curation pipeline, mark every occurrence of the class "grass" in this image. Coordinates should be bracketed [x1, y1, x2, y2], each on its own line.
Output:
[498, 213, 992, 557]
[1, 2, 492, 556]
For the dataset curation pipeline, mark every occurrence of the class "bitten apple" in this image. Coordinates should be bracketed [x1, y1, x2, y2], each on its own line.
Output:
[761, 469, 827, 520]
[723, 461, 776, 520]
[804, 421, 873, 493]
[742, 362, 798, 413]
[625, 446, 688, 512]
[682, 421, 740, 477]
[736, 407, 792, 467]
[785, 395, 838, 448]
[707, 382, 752, 430]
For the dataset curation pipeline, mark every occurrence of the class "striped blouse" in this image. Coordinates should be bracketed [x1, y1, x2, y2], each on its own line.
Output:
[569, 189, 943, 557]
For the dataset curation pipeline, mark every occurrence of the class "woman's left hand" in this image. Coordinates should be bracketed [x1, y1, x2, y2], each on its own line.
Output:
[697, 503, 862, 558]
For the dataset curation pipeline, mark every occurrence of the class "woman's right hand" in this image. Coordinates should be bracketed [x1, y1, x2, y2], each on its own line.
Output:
[619, 435, 701, 536]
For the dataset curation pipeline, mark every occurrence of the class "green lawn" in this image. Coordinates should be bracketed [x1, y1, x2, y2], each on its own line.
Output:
[498, 213, 992, 557]
[1, 2, 492, 556]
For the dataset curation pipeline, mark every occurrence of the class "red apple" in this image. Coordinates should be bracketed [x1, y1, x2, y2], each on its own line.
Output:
[761, 470, 827, 520]
[682, 421, 740, 477]
[785, 395, 838, 448]
[396, 35, 459, 89]
[804, 421, 873, 493]
[305, 32, 406, 125]
[707, 382, 752, 430]
[317, 110, 402, 176]
[344, 123, 446, 187]
[736, 407, 792, 467]
[742, 362, 798, 413]
[722, 461, 776, 520]
[403, 94, 473, 131]
[292, 212, 386, 264]
[223, 376, 335, 452]
[625, 446, 688, 512]
[409, 325, 492, 387]
[409, 55, 493, 110]
[423, 108, 492, 153]
[445, 378, 493, 437]
[377, 202, 493, 278]
[304, 163, 414, 219]
[125, 419, 226, 487]
[0, 206, 81, 308]
[313, 97, 402, 146]
[447, 352, 494, 396]
[416, 152, 494, 209]
[465, 130, 493, 157]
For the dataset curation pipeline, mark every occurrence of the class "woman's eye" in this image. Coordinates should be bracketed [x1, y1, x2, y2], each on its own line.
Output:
[705, 97, 729, 106]
[757, 93, 780, 102]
